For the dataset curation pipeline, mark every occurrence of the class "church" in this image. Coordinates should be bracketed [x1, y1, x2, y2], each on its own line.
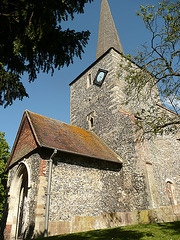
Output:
[2, 0, 180, 239]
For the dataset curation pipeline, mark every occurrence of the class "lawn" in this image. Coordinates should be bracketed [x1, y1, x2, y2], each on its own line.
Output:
[37, 221, 180, 240]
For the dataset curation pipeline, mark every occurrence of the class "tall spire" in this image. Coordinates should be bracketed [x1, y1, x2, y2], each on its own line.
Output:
[96, 0, 124, 59]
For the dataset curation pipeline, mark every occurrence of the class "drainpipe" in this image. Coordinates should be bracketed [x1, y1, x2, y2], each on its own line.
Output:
[44, 149, 57, 237]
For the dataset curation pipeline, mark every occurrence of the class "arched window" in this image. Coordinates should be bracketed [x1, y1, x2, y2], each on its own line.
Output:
[87, 112, 96, 130]
[165, 179, 175, 205]
[90, 116, 94, 128]
[87, 73, 92, 89]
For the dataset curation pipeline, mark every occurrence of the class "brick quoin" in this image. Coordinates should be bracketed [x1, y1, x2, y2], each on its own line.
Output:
[4, 225, 12, 240]
[119, 110, 135, 123]
[39, 159, 46, 176]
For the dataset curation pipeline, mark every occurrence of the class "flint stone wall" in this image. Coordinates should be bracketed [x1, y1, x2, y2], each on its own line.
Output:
[145, 134, 180, 207]
[50, 153, 122, 222]
[70, 48, 180, 211]
[70, 49, 149, 211]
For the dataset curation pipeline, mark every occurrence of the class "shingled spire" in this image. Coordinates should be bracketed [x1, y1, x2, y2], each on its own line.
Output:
[96, 0, 124, 59]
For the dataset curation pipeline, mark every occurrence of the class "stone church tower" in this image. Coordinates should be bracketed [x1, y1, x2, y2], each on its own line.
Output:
[2, 0, 180, 239]
[70, 0, 180, 214]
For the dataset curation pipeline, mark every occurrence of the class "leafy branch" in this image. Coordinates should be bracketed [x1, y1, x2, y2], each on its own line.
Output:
[0, 0, 93, 107]
[119, 0, 180, 136]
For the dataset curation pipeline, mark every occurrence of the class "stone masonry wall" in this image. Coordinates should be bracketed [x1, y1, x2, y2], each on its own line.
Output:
[70, 49, 149, 212]
[70, 48, 180, 213]
[145, 135, 180, 207]
[49, 152, 122, 234]
[48, 151, 180, 236]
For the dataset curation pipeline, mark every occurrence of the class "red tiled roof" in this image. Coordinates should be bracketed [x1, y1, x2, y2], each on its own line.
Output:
[28, 110, 122, 162]
[6, 110, 122, 170]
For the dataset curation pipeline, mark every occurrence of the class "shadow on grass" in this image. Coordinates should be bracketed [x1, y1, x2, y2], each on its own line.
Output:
[38, 228, 152, 240]
[156, 221, 180, 236]
[60, 228, 146, 240]
[37, 221, 180, 240]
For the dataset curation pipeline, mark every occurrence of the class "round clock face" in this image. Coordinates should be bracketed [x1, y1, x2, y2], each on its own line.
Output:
[97, 71, 105, 82]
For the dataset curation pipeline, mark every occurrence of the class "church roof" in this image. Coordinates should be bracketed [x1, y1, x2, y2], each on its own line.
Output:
[6, 110, 122, 170]
[96, 0, 124, 59]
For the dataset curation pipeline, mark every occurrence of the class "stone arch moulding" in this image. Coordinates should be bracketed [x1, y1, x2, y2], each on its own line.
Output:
[165, 178, 174, 184]
[7, 161, 31, 240]
[9, 161, 31, 201]
[20, 160, 31, 188]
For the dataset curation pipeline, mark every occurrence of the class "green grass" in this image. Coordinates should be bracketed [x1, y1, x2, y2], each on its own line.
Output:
[37, 221, 180, 240]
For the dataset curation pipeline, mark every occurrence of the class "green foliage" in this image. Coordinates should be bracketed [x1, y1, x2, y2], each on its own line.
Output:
[0, 0, 93, 107]
[120, 0, 180, 136]
[0, 62, 28, 107]
[36, 221, 180, 240]
[0, 132, 10, 221]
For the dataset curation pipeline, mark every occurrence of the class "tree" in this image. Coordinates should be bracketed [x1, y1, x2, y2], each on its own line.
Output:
[120, 0, 180, 136]
[0, 0, 93, 107]
[0, 132, 10, 221]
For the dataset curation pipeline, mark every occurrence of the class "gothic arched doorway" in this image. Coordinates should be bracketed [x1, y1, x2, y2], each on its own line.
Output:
[7, 162, 30, 240]
[16, 165, 28, 239]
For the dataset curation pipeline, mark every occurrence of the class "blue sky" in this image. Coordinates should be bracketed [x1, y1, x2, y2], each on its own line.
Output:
[0, 0, 158, 149]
